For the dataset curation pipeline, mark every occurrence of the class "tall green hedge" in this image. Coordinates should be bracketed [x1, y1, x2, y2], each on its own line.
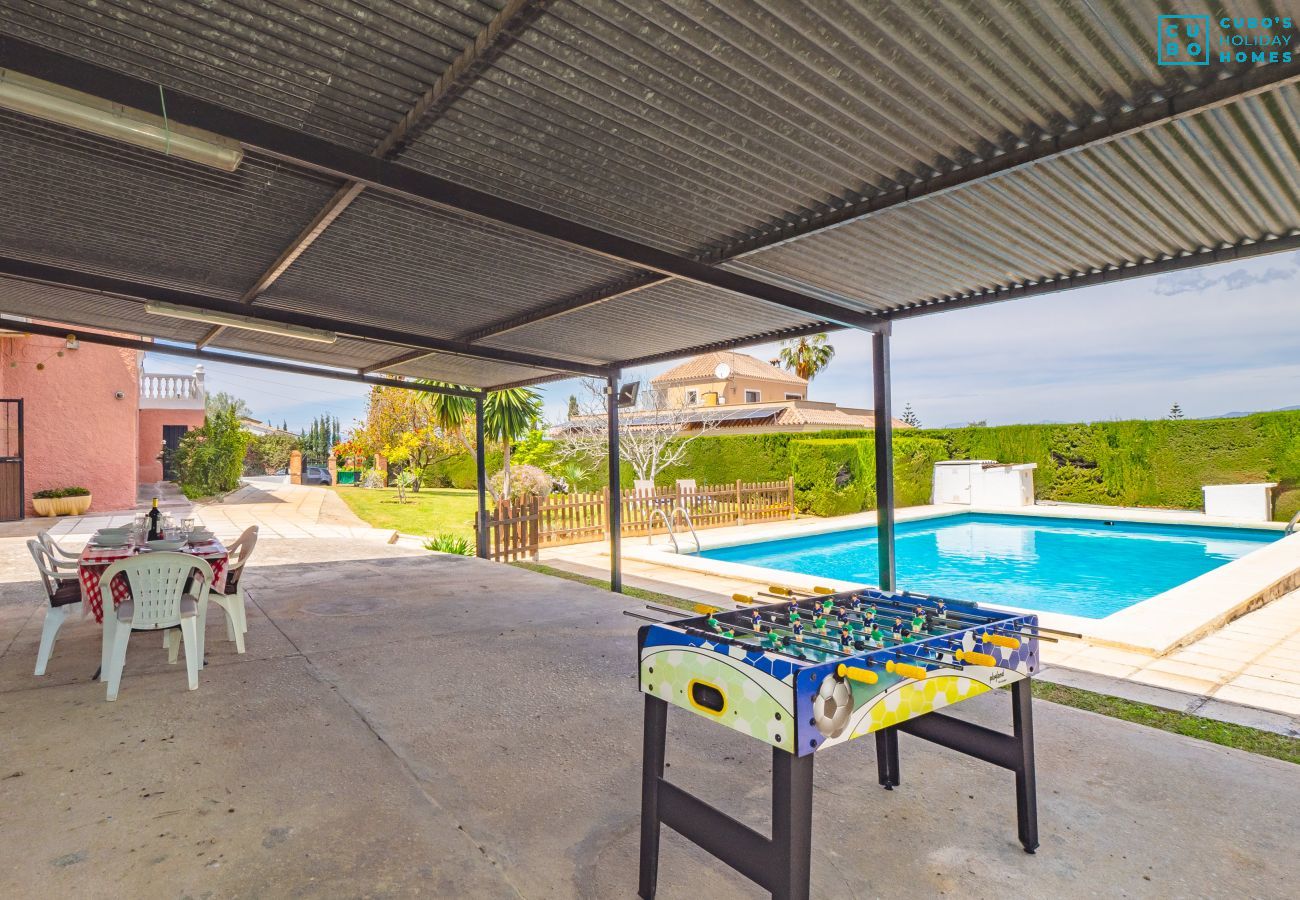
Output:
[661, 412, 1300, 520]
[789, 436, 948, 516]
[422, 411, 1300, 520]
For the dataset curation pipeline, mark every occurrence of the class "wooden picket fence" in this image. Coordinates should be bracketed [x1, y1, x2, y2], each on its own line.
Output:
[485, 495, 541, 562]
[480, 478, 795, 560]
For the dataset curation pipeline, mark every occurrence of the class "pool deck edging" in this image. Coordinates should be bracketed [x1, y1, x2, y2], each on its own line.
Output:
[622, 503, 1300, 656]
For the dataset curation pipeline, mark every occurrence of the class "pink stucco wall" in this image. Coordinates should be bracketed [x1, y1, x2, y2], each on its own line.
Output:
[0, 335, 140, 514]
[137, 407, 206, 484]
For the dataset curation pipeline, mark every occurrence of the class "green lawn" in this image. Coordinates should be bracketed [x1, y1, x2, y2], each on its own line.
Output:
[331, 486, 477, 538]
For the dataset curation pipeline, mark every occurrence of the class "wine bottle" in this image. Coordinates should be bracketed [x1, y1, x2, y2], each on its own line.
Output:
[147, 497, 163, 541]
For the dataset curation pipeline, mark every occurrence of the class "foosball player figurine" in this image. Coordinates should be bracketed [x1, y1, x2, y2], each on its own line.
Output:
[813, 614, 829, 633]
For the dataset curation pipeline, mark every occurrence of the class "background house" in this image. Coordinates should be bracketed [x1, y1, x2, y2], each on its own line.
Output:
[0, 322, 205, 518]
[645, 351, 909, 434]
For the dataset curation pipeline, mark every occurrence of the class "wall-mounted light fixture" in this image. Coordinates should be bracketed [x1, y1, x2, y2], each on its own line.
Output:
[0, 69, 244, 172]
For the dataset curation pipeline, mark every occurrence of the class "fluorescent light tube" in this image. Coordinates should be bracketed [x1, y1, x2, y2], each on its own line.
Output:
[0, 69, 243, 172]
[145, 302, 337, 344]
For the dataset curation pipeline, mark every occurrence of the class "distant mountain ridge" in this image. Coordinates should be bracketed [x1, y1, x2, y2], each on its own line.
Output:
[1206, 405, 1300, 419]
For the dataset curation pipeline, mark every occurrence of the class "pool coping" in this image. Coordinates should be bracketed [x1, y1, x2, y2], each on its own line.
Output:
[621, 504, 1300, 656]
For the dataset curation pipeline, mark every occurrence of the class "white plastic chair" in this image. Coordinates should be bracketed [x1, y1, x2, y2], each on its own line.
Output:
[99, 553, 213, 701]
[209, 526, 258, 654]
[28, 540, 83, 676]
[36, 530, 81, 573]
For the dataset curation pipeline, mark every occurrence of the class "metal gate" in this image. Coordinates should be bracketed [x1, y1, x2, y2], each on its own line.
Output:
[0, 399, 23, 521]
[162, 424, 187, 480]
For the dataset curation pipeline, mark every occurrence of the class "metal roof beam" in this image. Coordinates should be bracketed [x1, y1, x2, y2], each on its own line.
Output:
[0, 256, 611, 379]
[0, 319, 484, 399]
[361, 348, 436, 375]
[0, 36, 880, 333]
[883, 232, 1300, 322]
[236, 0, 553, 307]
[463, 60, 1300, 342]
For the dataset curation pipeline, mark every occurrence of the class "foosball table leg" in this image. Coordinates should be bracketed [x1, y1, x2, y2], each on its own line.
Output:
[874, 727, 900, 789]
[639, 694, 668, 899]
[1011, 679, 1039, 853]
[637, 694, 816, 900]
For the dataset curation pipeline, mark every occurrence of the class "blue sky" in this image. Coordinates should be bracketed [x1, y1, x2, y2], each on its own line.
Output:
[143, 250, 1300, 433]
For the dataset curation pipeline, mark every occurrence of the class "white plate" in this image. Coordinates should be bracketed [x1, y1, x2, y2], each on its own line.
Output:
[146, 539, 186, 551]
[92, 536, 129, 548]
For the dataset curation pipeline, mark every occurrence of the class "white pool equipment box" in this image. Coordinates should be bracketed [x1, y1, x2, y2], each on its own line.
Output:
[1202, 483, 1277, 522]
[933, 460, 1037, 508]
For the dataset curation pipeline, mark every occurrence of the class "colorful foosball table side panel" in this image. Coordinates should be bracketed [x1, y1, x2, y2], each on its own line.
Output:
[637, 589, 1040, 757]
[638, 624, 801, 751]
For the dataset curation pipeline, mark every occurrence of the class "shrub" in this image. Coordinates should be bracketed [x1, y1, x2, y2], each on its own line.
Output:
[32, 486, 90, 499]
[174, 408, 253, 499]
[424, 533, 473, 556]
[490, 464, 552, 500]
[244, 432, 300, 475]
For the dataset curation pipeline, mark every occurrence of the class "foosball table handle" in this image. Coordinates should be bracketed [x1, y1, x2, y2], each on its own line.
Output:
[955, 649, 998, 667]
[836, 663, 879, 685]
[885, 660, 928, 680]
[980, 632, 1021, 650]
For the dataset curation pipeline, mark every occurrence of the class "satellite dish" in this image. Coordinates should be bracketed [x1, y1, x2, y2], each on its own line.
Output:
[617, 381, 640, 408]
[714, 362, 732, 380]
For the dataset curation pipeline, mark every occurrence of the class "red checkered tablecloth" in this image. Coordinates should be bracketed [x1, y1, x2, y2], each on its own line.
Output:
[79, 540, 228, 624]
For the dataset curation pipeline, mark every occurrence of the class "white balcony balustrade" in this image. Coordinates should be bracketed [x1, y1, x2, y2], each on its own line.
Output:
[139, 365, 206, 409]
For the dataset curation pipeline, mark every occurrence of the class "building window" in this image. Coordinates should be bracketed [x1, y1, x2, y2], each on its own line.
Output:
[785, 393, 802, 400]
[685, 390, 698, 405]
[744, 389, 761, 403]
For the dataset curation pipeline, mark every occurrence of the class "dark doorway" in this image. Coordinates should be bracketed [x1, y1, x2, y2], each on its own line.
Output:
[0, 399, 23, 521]
[161, 424, 188, 480]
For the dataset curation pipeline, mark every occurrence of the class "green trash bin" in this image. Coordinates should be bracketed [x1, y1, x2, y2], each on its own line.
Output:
[337, 469, 357, 485]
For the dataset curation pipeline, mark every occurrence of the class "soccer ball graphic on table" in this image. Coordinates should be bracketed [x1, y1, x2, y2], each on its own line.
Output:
[812, 674, 854, 738]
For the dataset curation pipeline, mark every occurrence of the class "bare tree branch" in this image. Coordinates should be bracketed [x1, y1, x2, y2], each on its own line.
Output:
[550, 377, 720, 484]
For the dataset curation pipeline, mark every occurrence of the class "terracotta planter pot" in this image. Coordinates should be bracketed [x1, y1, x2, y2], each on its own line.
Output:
[32, 494, 92, 517]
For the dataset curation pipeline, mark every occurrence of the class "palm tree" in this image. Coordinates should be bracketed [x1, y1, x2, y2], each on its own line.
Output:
[484, 387, 543, 501]
[778, 333, 835, 383]
[423, 382, 476, 450]
[420, 382, 542, 500]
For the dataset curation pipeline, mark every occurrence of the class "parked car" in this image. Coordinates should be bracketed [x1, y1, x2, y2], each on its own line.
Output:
[304, 465, 332, 485]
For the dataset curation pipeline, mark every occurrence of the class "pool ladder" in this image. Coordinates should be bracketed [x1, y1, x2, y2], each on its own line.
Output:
[1287, 510, 1300, 535]
[648, 505, 701, 554]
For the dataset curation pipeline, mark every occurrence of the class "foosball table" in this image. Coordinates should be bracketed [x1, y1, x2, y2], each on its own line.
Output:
[635, 586, 1044, 900]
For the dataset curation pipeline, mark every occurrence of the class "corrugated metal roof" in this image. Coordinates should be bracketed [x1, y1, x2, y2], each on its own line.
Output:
[0, 2, 1296, 390]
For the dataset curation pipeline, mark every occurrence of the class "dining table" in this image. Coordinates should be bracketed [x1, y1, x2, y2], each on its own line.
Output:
[77, 533, 230, 681]
[77, 536, 229, 624]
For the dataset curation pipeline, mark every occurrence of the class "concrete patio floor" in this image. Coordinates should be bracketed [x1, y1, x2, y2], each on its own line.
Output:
[2, 537, 1298, 898]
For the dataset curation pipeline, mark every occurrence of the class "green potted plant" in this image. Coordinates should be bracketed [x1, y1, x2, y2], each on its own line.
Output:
[32, 486, 92, 516]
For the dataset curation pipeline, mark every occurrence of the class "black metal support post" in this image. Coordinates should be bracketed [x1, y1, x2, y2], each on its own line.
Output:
[874, 727, 900, 789]
[638, 695, 815, 900]
[769, 747, 815, 900]
[607, 372, 622, 593]
[1012, 678, 1039, 853]
[871, 326, 896, 591]
[895, 678, 1039, 853]
[474, 393, 488, 559]
[638, 695, 667, 899]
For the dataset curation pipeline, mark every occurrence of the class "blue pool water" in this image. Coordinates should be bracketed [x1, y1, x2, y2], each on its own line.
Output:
[698, 513, 1279, 618]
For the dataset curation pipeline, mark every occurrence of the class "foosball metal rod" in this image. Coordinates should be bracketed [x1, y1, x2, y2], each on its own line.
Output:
[725, 620, 854, 658]
[791, 586, 1080, 639]
[624, 610, 677, 623]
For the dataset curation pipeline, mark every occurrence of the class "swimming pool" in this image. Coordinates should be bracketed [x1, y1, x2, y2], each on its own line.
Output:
[697, 513, 1280, 618]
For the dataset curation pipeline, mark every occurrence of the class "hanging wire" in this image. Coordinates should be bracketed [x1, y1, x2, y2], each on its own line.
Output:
[158, 84, 172, 157]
